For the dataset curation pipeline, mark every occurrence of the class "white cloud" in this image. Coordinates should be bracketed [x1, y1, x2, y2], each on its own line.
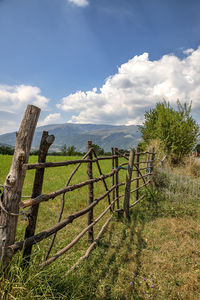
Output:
[39, 113, 61, 126]
[0, 84, 49, 133]
[0, 84, 49, 112]
[68, 0, 89, 7]
[183, 48, 194, 55]
[57, 47, 200, 125]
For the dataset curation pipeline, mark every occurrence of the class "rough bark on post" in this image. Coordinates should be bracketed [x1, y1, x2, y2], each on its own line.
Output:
[123, 150, 135, 219]
[114, 148, 119, 212]
[22, 131, 55, 267]
[136, 147, 140, 201]
[87, 141, 94, 243]
[0, 105, 40, 271]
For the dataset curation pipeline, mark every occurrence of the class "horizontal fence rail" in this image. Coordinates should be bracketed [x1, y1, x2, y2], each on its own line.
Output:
[23, 155, 120, 170]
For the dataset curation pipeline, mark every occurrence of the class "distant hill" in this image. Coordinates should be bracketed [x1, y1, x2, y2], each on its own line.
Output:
[0, 142, 14, 149]
[0, 123, 142, 152]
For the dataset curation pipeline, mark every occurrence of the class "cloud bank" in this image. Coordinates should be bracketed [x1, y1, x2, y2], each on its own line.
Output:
[0, 84, 49, 133]
[1, 47, 200, 135]
[57, 47, 200, 125]
[68, 0, 89, 7]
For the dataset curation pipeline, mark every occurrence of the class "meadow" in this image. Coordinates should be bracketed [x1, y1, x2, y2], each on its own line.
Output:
[0, 154, 200, 299]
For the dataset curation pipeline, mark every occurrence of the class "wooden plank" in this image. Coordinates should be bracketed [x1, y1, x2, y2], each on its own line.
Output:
[0, 105, 40, 270]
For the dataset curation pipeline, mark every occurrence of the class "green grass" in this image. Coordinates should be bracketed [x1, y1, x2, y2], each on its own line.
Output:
[1, 156, 200, 299]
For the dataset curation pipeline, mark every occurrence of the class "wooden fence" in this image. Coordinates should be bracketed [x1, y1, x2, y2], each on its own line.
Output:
[0, 105, 155, 273]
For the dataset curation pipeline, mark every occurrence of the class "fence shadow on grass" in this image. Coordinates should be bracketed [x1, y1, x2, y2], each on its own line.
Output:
[49, 188, 163, 300]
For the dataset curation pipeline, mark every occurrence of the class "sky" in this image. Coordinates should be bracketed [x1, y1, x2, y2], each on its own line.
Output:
[0, 0, 200, 134]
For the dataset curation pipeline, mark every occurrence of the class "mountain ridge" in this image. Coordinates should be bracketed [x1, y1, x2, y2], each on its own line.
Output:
[0, 123, 142, 152]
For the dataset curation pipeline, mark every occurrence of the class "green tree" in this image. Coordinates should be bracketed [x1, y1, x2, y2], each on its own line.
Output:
[91, 144, 104, 156]
[61, 144, 67, 155]
[67, 145, 76, 156]
[0, 145, 14, 155]
[141, 100, 199, 164]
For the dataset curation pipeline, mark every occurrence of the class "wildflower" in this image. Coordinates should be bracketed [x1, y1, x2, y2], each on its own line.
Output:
[130, 281, 133, 286]
[143, 278, 147, 281]
[151, 284, 154, 288]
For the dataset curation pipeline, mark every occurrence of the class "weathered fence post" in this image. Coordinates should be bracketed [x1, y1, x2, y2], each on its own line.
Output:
[87, 141, 94, 243]
[114, 148, 119, 212]
[111, 148, 115, 210]
[22, 131, 55, 268]
[136, 147, 140, 201]
[123, 150, 135, 219]
[0, 105, 40, 271]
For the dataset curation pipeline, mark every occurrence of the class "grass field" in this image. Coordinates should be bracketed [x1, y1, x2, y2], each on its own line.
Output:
[0, 155, 200, 299]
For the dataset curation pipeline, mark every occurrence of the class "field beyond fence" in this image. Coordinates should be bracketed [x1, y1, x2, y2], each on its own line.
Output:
[0, 105, 155, 275]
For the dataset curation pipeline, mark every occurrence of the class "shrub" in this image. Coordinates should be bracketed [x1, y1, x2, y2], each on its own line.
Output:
[141, 100, 199, 164]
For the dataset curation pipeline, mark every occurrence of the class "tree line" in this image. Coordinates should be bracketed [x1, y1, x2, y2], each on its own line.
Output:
[0, 145, 14, 155]
[0, 143, 128, 156]
[59, 144, 128, 156]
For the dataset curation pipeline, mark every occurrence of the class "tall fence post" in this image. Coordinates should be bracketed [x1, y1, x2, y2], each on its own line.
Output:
[87, 141, 94, 243]
[111, 148, 115, 210]
[136, 147, 140, 201]
[22, 131, 55, 268]
[114, 148, 119, 212]
[123, 150, 135, 219]
[0, 105, 40, 271]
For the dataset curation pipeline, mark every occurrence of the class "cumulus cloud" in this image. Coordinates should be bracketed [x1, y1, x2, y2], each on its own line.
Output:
[0, 84, 49, 112]
[57, 47, 200, 125]
[39, 113, 61, 126]
[68, 0, 89, 7]
[0, 84, 49, 133]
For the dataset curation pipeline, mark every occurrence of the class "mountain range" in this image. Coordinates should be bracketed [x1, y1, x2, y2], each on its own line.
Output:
[0, 123, 142, 152]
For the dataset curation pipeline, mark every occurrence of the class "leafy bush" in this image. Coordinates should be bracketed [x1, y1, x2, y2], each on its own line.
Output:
[141, 100, 199, 164]
[152, 167, 170, 189]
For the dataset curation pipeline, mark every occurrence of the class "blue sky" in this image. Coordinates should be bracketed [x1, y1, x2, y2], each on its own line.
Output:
[0, 0, 200, 133]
